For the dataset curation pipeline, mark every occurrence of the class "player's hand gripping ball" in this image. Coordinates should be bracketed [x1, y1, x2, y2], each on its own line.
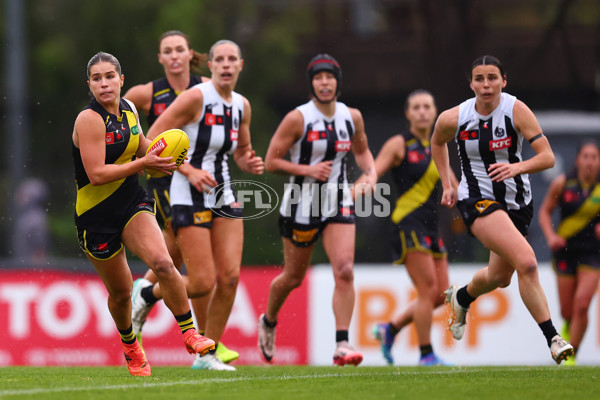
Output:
[145, 129, 190, 178]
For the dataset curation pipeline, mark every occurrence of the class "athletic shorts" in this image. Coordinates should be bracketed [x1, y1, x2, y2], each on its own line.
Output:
[76, 189, 156, 260]
[553, 249, 600, 276]
[457, 197, 533, 236]
[279, 212, 355, 248]
[391, 227, 447, 265]
[171, 203, 243, 234]
[146, 175, 173, 230]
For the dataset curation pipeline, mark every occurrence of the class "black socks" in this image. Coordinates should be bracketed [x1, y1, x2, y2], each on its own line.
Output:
[538, 319, 558, 347]
[456, 285, 477, 309]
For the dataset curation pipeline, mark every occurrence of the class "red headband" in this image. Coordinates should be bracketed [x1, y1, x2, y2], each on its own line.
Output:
[307, 59, 340, 70]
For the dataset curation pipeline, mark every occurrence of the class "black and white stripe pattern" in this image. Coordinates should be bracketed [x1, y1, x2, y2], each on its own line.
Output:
[280, 100, 355, 224]
[455, 92, 531, 210]
[170, 81, 243, 208]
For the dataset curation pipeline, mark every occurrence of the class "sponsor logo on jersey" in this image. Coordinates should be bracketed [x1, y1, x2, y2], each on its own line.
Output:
[458, 130, 479, 140]
[489, 137, 512, 151]
[205, 113, 217, 125]
[193, 210, 213, 224]
[558, 260, 568, 272]
[292, 228, 318, 243]
[424, 235, 432, 247]
[230, 130, 238, 141]
[154, 103, 167, 116]
[308, 131, 327, 142]
[562, 190, 579, 203]
[407, 150, 424, 163]
[154, 89, 171, 101]
[475, 199, 499, 214]
[335, 140, 352, 152]
[131, 125, 139, 135]
[105, 132, 124, 145]
[204, 114, 224, 126]
[340, 207, 353, 216]
[482, 121, 489, 129]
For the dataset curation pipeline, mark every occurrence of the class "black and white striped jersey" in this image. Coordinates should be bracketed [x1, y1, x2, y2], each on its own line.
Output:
[279, 100, 355, 224]
[170, 81, 243, 208]
[455, 92, 532, 210]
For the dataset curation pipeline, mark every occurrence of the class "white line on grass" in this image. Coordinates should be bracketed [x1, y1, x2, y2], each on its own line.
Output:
[0, 367, 540, 397]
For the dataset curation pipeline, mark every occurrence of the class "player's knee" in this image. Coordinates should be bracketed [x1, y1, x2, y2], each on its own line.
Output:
[516, 259, 538, 280]
[497, 274, 513, 288]
[573, 295, 592, 318]
[333, 261, 354, 284]
[187, 278, 215, 298]
[560, 305, 572, 321]
[285, 273, 306, 290]
[148, 255, 176, 278]
[216, 271, 239, 290]
[424, 286, 441, 304]
[110, 289, 131, 308]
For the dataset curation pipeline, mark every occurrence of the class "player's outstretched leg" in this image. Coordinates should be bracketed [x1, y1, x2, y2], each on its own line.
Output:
[258, 313, 276, 362]
[121, 340, 151, 376]
[183, 328, 216, 356]
[550, 335, 574, 365]
[192, 351, 236, 371]
[445, 286, 468, 340]
[372, 323, 395, 365]
[333, 341, 363, 366]
[215, 341, 239, 364]
[131, 278, 155, 346]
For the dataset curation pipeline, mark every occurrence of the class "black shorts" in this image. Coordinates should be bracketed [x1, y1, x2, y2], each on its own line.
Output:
[457, 197, 533, 237]
[553, 249, 600, 276]
[391, 227, 447, 265]
[171, 203, 243, 234]
[146, 175, 173, 230]
[76, 190, 156, 260]
[279, 212, 355, 248]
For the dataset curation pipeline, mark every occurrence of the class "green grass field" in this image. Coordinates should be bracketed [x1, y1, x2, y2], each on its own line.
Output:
[0, 366, 597, 400]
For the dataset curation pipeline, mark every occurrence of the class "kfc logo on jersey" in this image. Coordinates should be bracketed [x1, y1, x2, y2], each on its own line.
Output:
[153, 103, 167, 116]
[335, 141, 352, 152]
[205, 113, 217, 126]
[230, 130, 238, 141]
[489, 137, 512, 151]
[458, 130, 479, 140]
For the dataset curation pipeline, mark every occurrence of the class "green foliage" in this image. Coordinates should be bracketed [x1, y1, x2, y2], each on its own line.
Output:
[13, 0, 316, 260]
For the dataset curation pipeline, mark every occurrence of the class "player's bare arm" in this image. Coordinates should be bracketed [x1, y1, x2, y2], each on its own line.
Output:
[234, 97, 264, 175]
[264, 109, 325, 178]
[431, 107, 459, 207]
[123, 82, 153, 115]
